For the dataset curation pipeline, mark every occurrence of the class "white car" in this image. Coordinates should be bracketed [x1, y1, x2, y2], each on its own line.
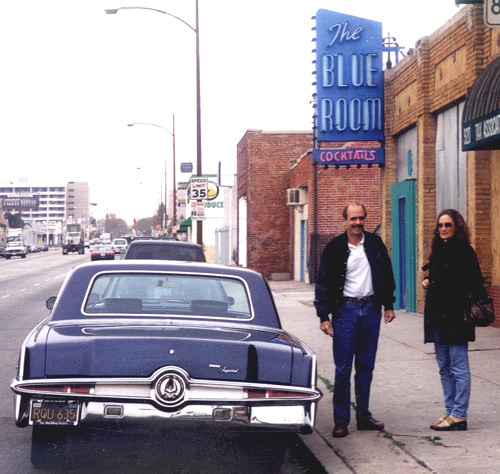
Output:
[4, 241, 28, 259]
[112, 238, 128, 254]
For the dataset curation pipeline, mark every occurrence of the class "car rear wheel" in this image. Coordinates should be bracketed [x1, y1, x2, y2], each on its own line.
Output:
[31, 425, 69, 470]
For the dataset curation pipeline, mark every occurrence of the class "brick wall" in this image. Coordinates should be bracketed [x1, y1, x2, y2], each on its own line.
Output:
[384, 4, 498, 314]
[237, 130, 313, 279]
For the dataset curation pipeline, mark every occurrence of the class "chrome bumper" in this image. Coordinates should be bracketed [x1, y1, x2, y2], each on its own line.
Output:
[82, 401, 315, 433]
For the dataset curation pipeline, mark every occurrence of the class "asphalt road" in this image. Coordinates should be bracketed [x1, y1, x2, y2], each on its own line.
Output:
[0, 250, 324, 474]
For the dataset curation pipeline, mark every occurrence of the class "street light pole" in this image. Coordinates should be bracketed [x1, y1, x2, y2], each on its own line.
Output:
[128, 118, 177, 235]
[106, 2, 202, 245]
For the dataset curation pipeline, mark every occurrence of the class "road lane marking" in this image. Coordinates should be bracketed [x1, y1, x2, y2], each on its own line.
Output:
[2, 295, 10, 299]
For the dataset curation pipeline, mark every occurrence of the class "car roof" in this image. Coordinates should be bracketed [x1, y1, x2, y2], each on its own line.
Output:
[128, 240, 203, 248]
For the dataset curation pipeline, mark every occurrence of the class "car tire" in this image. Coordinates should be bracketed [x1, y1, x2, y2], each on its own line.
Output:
[31, 425, 69, 470]
[5, 256, 11, 259]
[22, 254, 26, 258]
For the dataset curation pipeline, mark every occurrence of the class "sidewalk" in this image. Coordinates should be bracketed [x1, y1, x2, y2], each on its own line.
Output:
[269, 280, 500, 474]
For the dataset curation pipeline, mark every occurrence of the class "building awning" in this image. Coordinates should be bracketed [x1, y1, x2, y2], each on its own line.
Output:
[462, 56, 500, 151]
[178, 217, 191, 232]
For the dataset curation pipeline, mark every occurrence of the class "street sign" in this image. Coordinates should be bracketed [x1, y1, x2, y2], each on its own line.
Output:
[190, 177, 208, 200]
[191, 201, 205, 220]
[180, 162, 193, 173]
[486, 0, 500, 26]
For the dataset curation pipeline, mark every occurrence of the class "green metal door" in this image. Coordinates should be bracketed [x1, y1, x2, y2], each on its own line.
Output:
[390, 179, 417, 311]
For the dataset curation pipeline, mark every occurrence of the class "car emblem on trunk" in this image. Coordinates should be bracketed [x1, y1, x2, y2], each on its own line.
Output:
[154, 371, 186, 406]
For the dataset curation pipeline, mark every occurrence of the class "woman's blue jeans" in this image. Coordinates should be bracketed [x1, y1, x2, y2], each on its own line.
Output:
[332, 299, 382, 425]
[434, 332, 471, 419]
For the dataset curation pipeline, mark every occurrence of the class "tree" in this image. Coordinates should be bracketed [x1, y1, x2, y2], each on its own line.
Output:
[105, 217, 129, 237]
[135, 217, 154, 236]
[3, 212, 24, 229]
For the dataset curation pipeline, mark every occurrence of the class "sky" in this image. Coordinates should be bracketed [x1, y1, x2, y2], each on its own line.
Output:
[0, 1, 465, 224]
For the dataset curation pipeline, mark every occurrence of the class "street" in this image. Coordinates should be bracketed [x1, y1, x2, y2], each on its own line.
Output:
[0, 251, 324, 473]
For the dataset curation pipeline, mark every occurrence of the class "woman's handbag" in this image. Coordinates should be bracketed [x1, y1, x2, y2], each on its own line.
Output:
[465, 298, 495, 327]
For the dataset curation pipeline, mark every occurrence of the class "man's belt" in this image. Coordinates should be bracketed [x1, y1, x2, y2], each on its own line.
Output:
[343, 295, 375, 303]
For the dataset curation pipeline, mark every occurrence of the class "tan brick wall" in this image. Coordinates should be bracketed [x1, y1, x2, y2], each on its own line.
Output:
[384, 5, 499, 315]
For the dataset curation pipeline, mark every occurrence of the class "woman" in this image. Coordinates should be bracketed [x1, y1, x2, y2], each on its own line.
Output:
[422, 209, 486, 431]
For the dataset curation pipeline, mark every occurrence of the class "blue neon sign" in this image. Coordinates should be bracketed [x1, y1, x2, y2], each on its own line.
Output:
[314, 10, 384, 142]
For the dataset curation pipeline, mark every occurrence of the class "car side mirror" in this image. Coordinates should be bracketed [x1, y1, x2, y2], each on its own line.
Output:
[228, 297, 235, 307]
[46, 296, 57, 311]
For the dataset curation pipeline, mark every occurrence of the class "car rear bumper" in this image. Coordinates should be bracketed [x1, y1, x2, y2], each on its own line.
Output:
[83, 400, 315, 433]
[14, 396, 316, 433]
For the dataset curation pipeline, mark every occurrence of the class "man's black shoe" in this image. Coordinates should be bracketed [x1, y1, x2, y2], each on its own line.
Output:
[357, 418, 385, 431]
[332, 423, 348, 438]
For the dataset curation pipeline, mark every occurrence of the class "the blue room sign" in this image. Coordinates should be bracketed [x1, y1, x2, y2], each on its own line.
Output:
[314, 10, 384, 142]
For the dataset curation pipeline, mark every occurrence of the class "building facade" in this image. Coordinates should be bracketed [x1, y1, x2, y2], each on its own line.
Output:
[236, 130, 383, 281]
[0, 181, 91, 245]
[383, 4, 500, 323]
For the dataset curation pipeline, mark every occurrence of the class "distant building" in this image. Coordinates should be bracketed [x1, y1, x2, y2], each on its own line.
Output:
[0, 181, 90, 245]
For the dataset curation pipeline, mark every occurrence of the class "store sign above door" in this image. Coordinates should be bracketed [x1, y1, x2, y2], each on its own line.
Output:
[463, 109, 500, 151]
[312, 148, 384, 166]
[314, 10, 384, 142]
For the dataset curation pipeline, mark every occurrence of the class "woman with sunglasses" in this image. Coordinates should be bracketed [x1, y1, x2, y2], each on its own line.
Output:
[421, 209, 486, 431]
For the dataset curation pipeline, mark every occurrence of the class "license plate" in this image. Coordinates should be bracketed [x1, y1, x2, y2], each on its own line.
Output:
[30, 399, 80, 426]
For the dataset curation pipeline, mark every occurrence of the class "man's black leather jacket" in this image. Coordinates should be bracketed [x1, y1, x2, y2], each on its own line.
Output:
[314, 231, 396, 322]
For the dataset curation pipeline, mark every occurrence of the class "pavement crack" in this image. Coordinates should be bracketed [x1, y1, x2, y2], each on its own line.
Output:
[382, 431, 436, 472]
[313, 428, 358, 474]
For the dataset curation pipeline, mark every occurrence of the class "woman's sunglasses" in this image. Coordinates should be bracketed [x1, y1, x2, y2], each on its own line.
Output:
[437, 222, 453, 228]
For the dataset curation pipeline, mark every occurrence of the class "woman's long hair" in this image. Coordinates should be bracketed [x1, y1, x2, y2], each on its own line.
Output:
[429, 209, 470, 261]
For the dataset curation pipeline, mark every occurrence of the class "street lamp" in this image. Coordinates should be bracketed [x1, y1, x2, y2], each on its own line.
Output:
[106, 3, 202, 245]
[128, 117, 177, 233]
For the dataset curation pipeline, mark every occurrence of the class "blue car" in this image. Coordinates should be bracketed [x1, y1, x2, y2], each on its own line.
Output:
[11, 261, 321, 469]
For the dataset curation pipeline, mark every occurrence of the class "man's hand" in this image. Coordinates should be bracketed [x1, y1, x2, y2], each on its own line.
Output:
[320, 320, 334, 337]
[384, 310, 396, 324]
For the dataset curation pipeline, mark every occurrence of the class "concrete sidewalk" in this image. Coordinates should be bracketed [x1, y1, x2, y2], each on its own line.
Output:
[269, 280, 500, 474]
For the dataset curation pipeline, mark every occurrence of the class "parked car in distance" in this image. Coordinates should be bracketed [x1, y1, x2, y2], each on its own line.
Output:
[0, 243, 6, 258]
[4, 241, 28, 259]
[124, 240, 206, 262]
[10, 261, 321, 469]
[112, 238, 128, 254]
[90, 245, 115, 261]
[30, 245, 42, 253]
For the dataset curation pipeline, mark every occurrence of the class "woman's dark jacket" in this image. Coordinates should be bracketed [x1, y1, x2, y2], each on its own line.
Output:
[314, 231, 396, 322]
[423, 237, 486, 344]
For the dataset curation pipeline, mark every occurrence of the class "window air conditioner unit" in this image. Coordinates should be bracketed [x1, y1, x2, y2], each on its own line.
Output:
[286, 188, 306, 206]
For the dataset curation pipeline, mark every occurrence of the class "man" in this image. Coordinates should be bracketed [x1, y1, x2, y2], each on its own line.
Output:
[314, 202, 396, 438]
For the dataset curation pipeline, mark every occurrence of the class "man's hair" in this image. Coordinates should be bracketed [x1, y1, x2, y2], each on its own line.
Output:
[342, 202, 367, 220]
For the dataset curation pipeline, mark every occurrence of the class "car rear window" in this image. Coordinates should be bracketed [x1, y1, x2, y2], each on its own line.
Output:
[124, 243, 206, 262]
[84, 273, 252, 320]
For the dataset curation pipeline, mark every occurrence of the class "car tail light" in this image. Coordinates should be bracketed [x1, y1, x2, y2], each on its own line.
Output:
[23, 384, 93, 394]
[246, 388, 315, 399]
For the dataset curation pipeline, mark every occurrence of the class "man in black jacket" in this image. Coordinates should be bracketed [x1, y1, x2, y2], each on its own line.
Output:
[314, 202, 396, 438]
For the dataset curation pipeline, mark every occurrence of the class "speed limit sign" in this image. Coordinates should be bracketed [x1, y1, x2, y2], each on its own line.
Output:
[486, 0, 500, 26]
[190, 177, 208, 200]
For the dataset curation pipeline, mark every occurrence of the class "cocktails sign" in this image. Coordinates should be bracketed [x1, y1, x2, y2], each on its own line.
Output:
[314, 10, 384, 142]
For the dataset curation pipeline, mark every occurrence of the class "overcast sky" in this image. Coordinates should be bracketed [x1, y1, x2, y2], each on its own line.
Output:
[0, 1, 464, 223]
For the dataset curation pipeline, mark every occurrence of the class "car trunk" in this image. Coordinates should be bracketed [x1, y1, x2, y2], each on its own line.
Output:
[43, 322, 295, 385]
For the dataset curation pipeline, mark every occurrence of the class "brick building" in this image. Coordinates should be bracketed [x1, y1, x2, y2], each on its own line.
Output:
[237, 130, 382, 281]
[383, 4, 500, 323]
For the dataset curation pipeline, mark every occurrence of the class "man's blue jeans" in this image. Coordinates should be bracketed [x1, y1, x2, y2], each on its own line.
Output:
[332, 298, 382, 425]
[434, 332, 470, 419]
